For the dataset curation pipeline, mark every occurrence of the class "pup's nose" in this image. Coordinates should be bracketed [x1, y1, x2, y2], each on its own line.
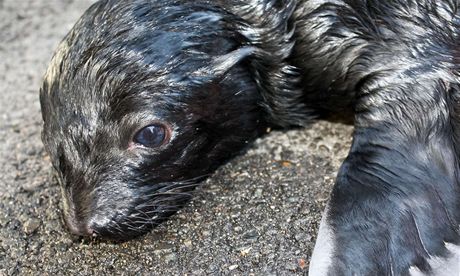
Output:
[63, 212, 94, 237]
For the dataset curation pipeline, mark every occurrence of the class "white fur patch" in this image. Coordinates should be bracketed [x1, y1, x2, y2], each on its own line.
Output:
[309, 205, 335, 276]
[409, 242, 460, 276]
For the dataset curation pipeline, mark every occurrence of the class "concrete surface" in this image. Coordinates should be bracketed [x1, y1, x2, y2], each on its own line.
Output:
[0, 0, 353, 275]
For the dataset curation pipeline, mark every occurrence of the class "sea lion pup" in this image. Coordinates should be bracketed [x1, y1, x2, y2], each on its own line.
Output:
[40, 0, 460, 274]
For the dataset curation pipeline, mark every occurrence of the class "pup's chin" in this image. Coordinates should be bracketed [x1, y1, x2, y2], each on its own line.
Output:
[87, 217, 161, 241]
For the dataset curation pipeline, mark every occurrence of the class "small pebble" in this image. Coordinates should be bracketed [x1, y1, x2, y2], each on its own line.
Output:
[240, 247, 251, 257]
[285, 262, 297, 271]
[281, 161, 293, 167]
[183, 240, 192, 248]
[242, 229, 258, 240]
[298, 258, 307, 269]
[21, 180, 43, 193]
[163, 253, 177, 263]
[254, 188, 263, 198]
[23, 218, 40, 234]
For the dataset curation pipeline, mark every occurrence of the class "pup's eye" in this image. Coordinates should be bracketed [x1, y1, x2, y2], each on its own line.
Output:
[134, 124, 168, 148]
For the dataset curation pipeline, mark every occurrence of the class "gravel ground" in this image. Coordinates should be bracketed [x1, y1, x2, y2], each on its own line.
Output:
[0, 1, 353, 275]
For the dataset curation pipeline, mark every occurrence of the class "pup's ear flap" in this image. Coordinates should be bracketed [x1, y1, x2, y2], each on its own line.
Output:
[190, 46, 257, 82]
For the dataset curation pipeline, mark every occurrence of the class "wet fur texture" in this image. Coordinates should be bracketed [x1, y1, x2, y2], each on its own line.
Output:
[40, 0, 460, 274]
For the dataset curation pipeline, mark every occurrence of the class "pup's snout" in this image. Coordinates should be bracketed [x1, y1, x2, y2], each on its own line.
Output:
[63, 211, 94, 237]
[62, 193, 95, 237]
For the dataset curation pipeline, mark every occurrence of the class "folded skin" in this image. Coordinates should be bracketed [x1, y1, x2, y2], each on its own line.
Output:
[40, 0, 460, 274]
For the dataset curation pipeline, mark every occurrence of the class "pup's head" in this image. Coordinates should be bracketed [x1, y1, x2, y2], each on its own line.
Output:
[40, 0, 267, 240]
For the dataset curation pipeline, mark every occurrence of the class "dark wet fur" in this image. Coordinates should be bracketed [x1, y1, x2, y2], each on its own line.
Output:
[40, 0, 272, 239]
[40, 0, 460, 273]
